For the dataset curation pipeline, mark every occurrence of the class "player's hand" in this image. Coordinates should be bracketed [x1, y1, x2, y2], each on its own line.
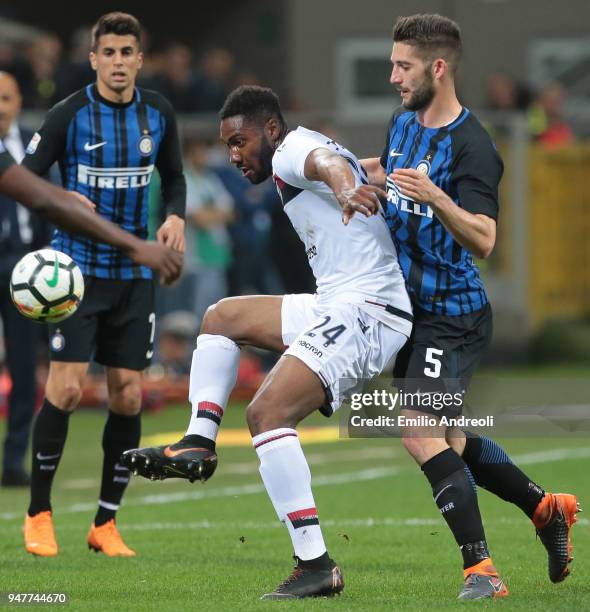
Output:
[130, 241, 184, 285]
[156, 214, 185, 253]
[390, 169, 443, 206]
[336, 185, 387, 225]
[70, 191, 96, 211]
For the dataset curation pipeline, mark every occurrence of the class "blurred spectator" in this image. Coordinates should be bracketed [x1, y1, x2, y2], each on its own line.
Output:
[55, 26, 95, 100]
[234, 71, 262, 88]
[147, 43, 202, 112]
[529, 82, 575, 148]
[0, 42, 30, 89]
[184, 135, 235, 322]
[485, 72, 531, 112]
[208, 143, 284, 296]
[20, 34, 63, 109]
[0, 72, 50, 487]
[194, 48, 235, 112]
[156, 311, 197, 376]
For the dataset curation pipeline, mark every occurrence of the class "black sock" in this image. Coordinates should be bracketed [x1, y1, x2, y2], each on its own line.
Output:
[94, 411, 141, 526]
[174, 434, 216, 453]
[422, 448, 489, 569]
[462, 432, 545, 518]
[28, 399, 70, 516]
[298, 551, 332, 570]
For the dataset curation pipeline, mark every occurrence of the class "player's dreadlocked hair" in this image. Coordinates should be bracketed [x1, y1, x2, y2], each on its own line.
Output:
[220, 86, 286, 128]
[91, 12, 142, 51]
[393, 14, 462, 73]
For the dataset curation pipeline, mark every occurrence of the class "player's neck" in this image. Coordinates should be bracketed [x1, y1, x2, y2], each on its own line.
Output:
[96, 81, 135, 105]
[416, 90, 462, 129]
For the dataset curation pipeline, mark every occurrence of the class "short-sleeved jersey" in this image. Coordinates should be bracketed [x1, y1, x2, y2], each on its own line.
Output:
[273, 126, 413, 337]
[22, 84, 186, 279]
[380, 107, 503, 315]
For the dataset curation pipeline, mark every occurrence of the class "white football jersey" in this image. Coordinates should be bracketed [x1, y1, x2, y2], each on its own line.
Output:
[272, 127, 412, 336]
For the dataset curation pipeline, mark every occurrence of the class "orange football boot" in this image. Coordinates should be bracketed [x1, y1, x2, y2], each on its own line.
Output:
[458, 559, 509, 600]
[87, 519, 136, 557]
[533, 492, 580, 582]
[24, 511, 58, 557]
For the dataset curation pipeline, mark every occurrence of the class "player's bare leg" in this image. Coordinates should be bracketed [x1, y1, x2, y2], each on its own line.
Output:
[246, 355, 344, 599]
[24, 361, 89, 556]
[121, 296, 285, 482]
[447, 427, 580, 583]
[401, 411, 507, 600]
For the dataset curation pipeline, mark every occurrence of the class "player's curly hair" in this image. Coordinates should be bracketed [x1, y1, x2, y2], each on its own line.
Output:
[393, 14, 462, 72]
[91, 12, 142, 51]
[219, 86, 286, 128]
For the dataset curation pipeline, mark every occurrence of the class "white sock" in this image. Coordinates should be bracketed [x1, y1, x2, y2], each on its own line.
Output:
[185, 334, 240, 442]
[253, 428, 327, 561]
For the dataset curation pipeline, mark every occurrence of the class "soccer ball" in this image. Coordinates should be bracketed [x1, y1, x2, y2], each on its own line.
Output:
[10, 249, 84, 323]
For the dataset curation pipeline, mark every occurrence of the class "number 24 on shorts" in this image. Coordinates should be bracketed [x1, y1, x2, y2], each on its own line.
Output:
[305, 315, 347, 348]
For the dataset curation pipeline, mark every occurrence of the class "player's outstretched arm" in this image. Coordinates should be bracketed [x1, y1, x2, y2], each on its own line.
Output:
[304, 148, 387, 225]
[391, 167, 496, 258]
[359, 157, 387, 188]
[0, 163, 183, 283]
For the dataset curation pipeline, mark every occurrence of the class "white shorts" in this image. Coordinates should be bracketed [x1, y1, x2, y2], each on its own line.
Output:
[281, 293, 408, 415]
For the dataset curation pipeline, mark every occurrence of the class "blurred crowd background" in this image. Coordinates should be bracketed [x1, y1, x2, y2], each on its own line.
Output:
[0, 0, 589, 413]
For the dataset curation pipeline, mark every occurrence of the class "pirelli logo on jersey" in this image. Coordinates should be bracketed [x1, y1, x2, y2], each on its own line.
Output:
[386, 176, 433, 218]
[77, 164, 155, 189]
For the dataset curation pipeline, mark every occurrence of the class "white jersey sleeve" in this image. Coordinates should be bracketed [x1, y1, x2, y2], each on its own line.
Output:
[272, 130, 332, 190]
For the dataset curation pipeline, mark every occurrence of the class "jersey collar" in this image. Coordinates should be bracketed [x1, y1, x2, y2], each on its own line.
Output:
[86, 84, 139, 108]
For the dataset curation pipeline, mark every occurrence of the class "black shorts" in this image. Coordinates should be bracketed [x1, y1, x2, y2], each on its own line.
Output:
[48, 278, 156, 371]
[393, 303, 492, 417]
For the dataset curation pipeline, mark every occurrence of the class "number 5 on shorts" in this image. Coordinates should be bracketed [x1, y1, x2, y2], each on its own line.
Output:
[424, 347, 443, 378]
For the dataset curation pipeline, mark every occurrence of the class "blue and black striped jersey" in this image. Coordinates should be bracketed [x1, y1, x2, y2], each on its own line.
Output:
[23, 84, 186, 279]
[380, 107, 503, 316]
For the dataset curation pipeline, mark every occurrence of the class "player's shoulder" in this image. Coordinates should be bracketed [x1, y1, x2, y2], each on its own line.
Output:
[451, 110, 502, 161]
[45, 87, 91, 123]
[452, 110, 496, 148]
[138, 87, 175, 114]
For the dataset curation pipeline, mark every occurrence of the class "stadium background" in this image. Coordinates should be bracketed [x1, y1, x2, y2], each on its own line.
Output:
[1, 1, 589, 609]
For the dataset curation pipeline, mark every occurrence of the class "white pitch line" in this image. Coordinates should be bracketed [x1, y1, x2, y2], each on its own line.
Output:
[0, 466, 400, 521]
[58, 446, 399, 487]
[119, 515, 588, 531]
[3, 516, 587, 533]
[3, 445, 588, 522]
[511, 447, 590, 465]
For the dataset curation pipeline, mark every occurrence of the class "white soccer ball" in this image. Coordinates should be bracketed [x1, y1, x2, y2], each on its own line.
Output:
[10, 249, 84, 323]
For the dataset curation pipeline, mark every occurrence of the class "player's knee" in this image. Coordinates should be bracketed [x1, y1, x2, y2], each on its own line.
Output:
[246, 397, 297, 436]
[445, 428, 466, 455]
[401, 434, 425, 460]
[47, 380, 83, 411]
[110, 382, 142, 416]
[246, 399, 270, 436]
[201, 298, 241, 338]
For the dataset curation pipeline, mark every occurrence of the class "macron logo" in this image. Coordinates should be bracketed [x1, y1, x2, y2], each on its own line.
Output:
[84, 141, 107, 152]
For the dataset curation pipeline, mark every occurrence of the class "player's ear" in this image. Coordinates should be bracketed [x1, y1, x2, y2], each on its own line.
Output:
[432, 58, 447, 80]
[137, 51, 144, 70]
[89, 51, 98, 72]
[265, 117, 281, 141]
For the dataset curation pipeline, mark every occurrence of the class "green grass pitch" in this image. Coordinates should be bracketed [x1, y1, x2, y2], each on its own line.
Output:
[1, 401, 588, 610]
